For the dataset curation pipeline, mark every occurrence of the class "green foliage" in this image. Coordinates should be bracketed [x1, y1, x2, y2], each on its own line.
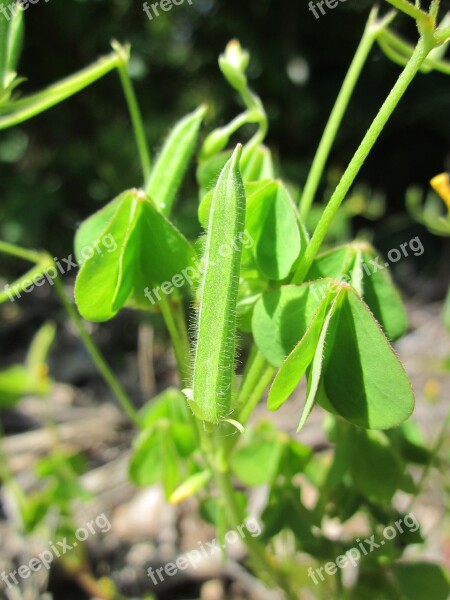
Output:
[1, 3, 449, 599]
[0, 322, 55, 407]
[268, 285, 414, 430]
[0, 6, 23, 105]
[129, 388, 197, 497]
[393, 562, 450, 600]
[74, 189, 196, 321]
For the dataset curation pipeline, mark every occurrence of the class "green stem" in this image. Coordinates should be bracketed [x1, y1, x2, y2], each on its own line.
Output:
[293, 34, 433, 284]
[239, 365, 276, 425]
[235, 349, 275, 424]
[210, 440, 298, 600]
[385, 0, 426, 21]
[377, 29, 450, 74]
[0, 239, 42, 263]
[0, 241, 140, 426]
[172, 300, 192, 381]
[235, 344, 258, 399]
[299, 7, 387, 219]
[0, 52, 121, 129]
[53, 277, 141, 428]
[159, 296, 190, 386]
[114, 46, 193, 389]
[113, 42, 152, 182]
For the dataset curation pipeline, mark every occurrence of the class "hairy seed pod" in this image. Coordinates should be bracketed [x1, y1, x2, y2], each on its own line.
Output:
[146, 105, 207, 216]
[190, 144, 246, 423]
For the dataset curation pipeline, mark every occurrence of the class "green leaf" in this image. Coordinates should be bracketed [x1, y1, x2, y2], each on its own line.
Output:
[298, 305, 337, 431]
[129, 427, 161, 486]
[190, 145, 246, 423]
[307, 244, 355, 281]
[386, 421, 431, 465]
[252, 279, 332, 367]
[308, 242, 408, 341]
[74, 189, 196, 322]
[0, 365, 37, 407]
[75, 192, 140, 322]
[393, 562, 450, 600]
[232, 438, 283, 486]
[146, 105, 206, 216]
[261, 485, 324, 553]
[74, 195, 124, 264]
[200, 180, 302, 280]
[240, 144, 274, 182]
[360, 246, 407, 341]
[169, 471, 212, 504]
[320, 287, 414, 429]
[236, 278, 266, 333]
[170, 422, 197, 458]
[159, 424, 181, 498]
[267, 294, 333, 413]
[349, 430, 406, 503]
[0, 322, 55, 407]
[139, 387, 189, 428]
[0, 5, 23, 96]
[267, 284, 414, 430]
[129, 391, 197, 488]
[246, 180, 301, 279]
[196, 151, 231, 196]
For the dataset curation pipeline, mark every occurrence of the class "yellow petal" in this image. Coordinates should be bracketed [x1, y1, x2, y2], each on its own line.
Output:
[430, 173, 450, 210]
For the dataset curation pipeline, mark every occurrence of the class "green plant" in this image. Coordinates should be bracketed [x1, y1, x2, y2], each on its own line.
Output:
[1, 2, 450, 599]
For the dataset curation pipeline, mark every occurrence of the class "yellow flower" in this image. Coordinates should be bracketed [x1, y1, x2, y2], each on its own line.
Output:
[430, 173, 450, 210]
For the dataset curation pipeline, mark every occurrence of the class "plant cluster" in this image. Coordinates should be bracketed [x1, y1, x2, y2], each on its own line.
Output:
[1, 1, 449, 599]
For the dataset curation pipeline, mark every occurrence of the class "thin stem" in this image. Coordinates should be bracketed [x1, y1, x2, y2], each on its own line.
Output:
[434, 26, 450, 45]
[293, 35, 433, 283]
[113, 42, 152, 182]
[235, 344, 258, 399]
[299, 7, 382, 219]
[378, 29, 450, 74]
[235, 349, 275, 423]
[53, 277, 141, 428]
[406, 409, 450, 512]
[0, 53, 121, 129]
[385, 0, 426, 21]
[211, 442, 298, 600]
[239, 364, 276, 425]
[1, 241, 140, 426]
[159, 296, 190, 386]
[115, 44, 194, 389]
[0, 239, 43, 263]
